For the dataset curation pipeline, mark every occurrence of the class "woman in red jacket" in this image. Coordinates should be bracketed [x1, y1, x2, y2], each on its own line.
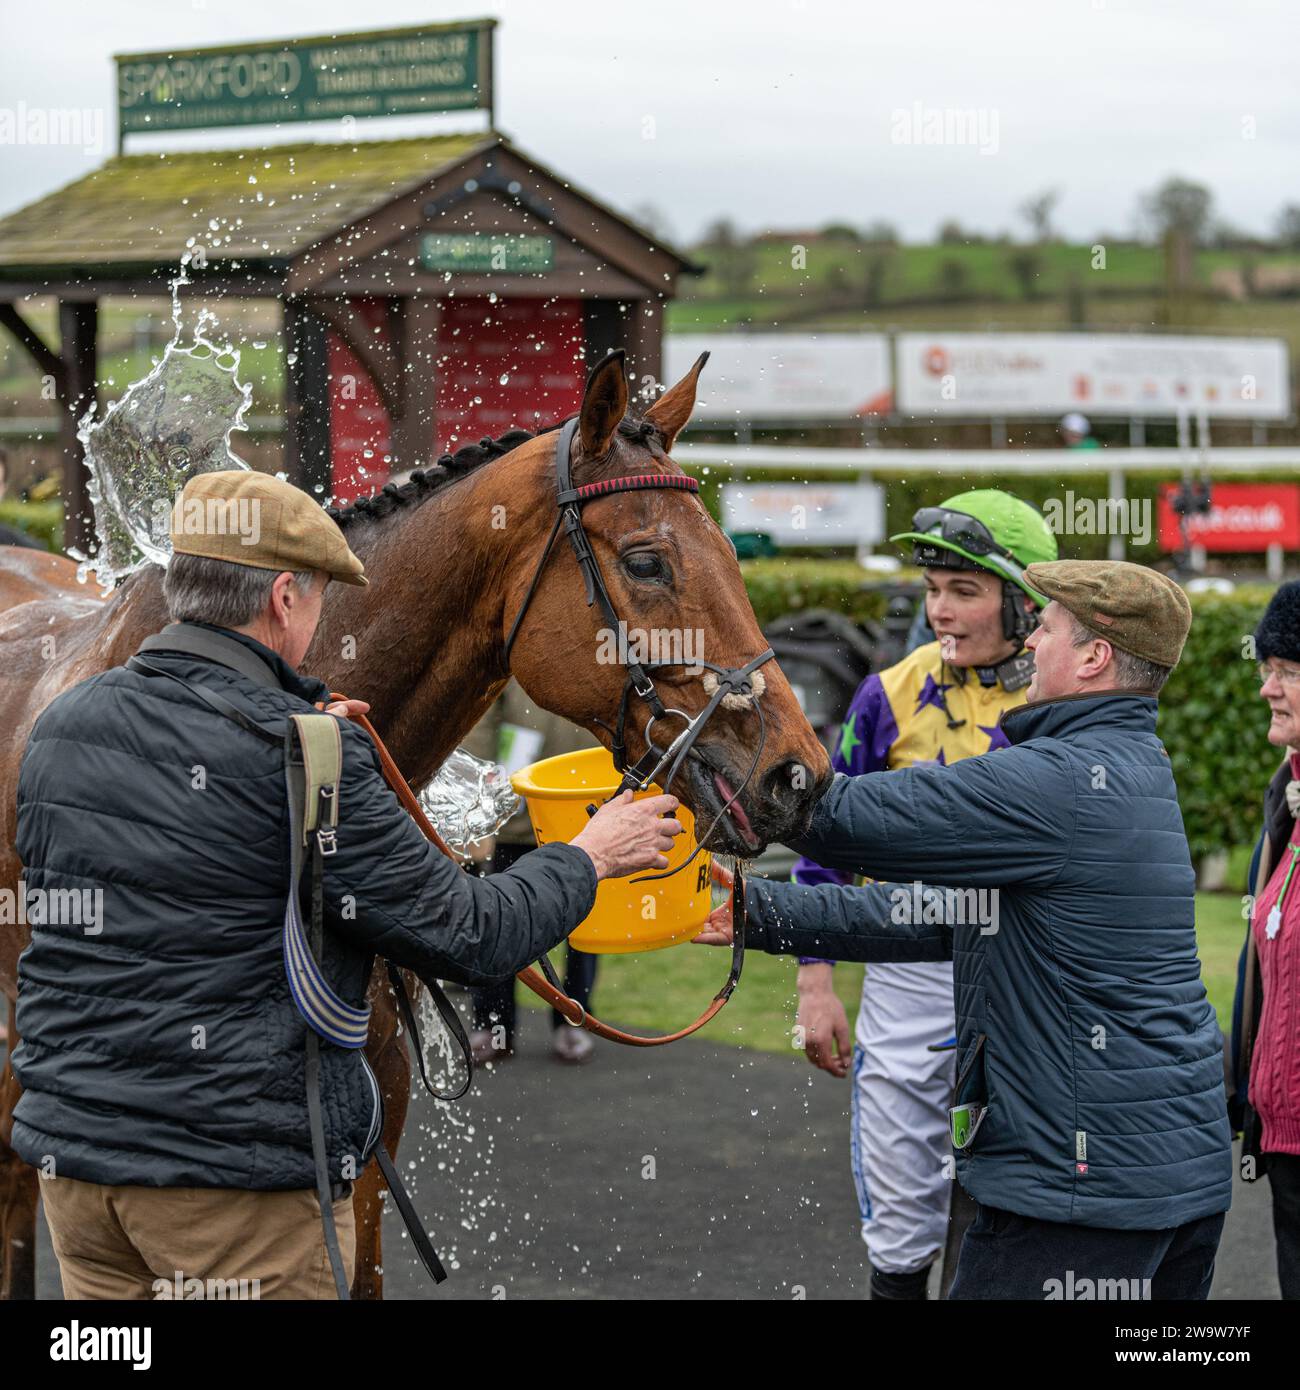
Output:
[1238, 580, 1300, 1300]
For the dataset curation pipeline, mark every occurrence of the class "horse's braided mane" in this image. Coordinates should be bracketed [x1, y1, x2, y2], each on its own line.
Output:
[324, 415, 665, 531]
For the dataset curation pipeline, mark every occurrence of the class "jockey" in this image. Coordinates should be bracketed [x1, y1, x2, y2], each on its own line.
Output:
[792, 488, 1058, 1299]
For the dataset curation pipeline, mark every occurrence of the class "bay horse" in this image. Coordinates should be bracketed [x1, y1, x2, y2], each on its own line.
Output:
[0, 350, 831, 1299]
[0, 547, 95, 610]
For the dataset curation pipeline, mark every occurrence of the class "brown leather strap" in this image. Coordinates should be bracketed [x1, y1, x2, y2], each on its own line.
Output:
[329, 694, 740, 1048]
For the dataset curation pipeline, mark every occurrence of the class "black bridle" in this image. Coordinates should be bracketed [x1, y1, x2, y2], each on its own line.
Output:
[503, 416, 776, 870]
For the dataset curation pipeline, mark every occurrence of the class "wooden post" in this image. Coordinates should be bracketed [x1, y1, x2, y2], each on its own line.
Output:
[283, 299, 331, 496]
[389, 295, 441, 471]
[620, 298, 664, 400]
[583, 300, 626, 373]
[57, 299, 98, 557]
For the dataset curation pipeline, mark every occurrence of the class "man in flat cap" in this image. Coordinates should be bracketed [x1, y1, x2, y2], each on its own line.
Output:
[13, 470, 679, 1299]
[700, 560, 1232, 1299]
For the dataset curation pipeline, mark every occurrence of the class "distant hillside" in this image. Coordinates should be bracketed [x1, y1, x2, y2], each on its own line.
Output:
[667, 236, 1300, 354]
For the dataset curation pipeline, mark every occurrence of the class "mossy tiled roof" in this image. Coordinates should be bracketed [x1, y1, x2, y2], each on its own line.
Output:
[0, 132, 495, 273]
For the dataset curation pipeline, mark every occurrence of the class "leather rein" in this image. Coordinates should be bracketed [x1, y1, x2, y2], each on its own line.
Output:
[340, 415, 772, 1054]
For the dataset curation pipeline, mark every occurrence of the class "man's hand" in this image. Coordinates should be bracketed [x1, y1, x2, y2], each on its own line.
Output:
[325, 697, 371, 720]
[796, 963, 850, 1078]
[692, 900, 734, 946]
[570, 790, 683, 880]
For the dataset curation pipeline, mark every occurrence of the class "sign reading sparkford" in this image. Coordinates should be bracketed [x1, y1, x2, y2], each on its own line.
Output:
[115, 19, 495, 142]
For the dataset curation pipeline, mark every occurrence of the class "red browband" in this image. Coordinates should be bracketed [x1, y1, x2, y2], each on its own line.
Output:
[572, 474, 700, 502]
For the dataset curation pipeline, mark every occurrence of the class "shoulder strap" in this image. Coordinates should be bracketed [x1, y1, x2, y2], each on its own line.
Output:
[282, 712, 355, 1301]
[289, 713, 342, 852]
[282, 715, 367, 1049]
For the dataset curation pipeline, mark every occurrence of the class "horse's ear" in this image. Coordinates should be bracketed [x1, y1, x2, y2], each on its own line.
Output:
[645, 350, 709, 452]
[579, 350, 628, 457]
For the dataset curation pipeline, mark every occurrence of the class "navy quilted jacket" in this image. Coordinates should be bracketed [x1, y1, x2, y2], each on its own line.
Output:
[747, 691, 1232, 1230]
[12, 623, 596, 1190]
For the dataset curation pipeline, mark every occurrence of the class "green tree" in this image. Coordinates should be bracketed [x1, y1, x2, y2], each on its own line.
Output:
[1140, 176, 1214, 247]
[1018, 188, 1060, 243]
[935, 257, 969, 299]
[1274, 203, 1300, 250]
[1007, 248, 1042, 300]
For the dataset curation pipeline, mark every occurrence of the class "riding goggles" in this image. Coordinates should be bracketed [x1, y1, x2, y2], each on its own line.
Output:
[910, 506, 1018, 564]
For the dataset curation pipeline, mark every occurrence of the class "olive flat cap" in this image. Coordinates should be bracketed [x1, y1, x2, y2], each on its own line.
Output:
[1024, 559, 1191, 668]
[170, 469, 366, 586]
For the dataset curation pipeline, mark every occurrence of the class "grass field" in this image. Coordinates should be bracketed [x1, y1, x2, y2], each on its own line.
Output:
[522, 890, 1248, 1053]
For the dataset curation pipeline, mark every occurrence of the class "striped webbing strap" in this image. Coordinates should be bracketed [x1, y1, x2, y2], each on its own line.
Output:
[569, 473, 699, 503]
[282, 712, 370, 1049]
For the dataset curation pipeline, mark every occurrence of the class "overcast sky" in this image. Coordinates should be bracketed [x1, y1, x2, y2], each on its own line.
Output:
[1, 0, 1295, 246]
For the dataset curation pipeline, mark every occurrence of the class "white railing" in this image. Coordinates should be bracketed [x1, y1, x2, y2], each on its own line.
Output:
[675, 444, 1300, 476]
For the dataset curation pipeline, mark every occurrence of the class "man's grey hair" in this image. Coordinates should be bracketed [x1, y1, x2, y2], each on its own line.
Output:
[163, 553, 316, 629]
[1064, 610, 1173, 694]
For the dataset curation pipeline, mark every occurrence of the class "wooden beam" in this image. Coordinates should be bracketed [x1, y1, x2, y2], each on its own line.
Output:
[0, 304, 65, 386]
[57, 300, 97, 556]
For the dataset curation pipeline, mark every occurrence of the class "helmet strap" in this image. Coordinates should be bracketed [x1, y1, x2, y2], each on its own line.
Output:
[1002, 581, 1039, 646]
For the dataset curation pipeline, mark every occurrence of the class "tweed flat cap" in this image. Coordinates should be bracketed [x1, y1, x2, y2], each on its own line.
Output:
[169, 470, 366, 586]
[1024, 560, 1191, 668]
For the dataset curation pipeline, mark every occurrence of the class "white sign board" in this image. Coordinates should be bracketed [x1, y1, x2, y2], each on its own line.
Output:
[896, 332, 1291, 421]
[722, 482, 884, 546]
[665, 333, 892, 421]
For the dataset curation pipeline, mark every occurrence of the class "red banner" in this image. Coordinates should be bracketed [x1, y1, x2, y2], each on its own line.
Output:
[1157, 482, 1300, 552]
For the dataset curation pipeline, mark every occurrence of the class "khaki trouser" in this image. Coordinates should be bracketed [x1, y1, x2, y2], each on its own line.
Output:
[41, 1175, 355, 1300]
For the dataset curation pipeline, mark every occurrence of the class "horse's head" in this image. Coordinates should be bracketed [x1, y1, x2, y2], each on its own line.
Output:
[505, 351, 831, 855]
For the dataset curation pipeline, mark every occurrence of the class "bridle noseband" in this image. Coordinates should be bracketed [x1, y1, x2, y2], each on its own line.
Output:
[503, 417, 776, 864]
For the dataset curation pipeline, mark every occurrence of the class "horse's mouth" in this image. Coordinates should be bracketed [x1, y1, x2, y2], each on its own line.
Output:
[678, 753, 767, 857]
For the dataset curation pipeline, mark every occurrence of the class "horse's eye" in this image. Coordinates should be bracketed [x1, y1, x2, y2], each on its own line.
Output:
[623, 551, 668, 582]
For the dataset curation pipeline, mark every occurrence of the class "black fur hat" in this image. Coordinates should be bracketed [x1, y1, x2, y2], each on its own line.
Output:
[1255, 581, 1300, 664]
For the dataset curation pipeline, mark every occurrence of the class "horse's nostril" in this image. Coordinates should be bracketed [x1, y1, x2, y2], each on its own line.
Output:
[765, 759, 813, 804]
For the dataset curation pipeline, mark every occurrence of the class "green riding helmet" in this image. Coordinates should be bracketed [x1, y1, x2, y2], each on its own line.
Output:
[890, 489, 1060, 645]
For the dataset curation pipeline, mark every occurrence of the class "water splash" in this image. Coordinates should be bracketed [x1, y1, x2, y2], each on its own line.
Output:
[417, 748, 521, 853]
[78, 265, 252, 584]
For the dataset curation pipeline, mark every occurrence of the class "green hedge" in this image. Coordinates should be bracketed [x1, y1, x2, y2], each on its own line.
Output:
[740, 558, 894, 626]
[0, 499, 61, 551]
[741, 562, 1278, 863]
[1158, 586, 1276, 863]
[714, 469, 1300, 564]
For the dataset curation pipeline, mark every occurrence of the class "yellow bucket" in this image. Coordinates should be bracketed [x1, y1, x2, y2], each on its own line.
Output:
[511, 747, 713, 953]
